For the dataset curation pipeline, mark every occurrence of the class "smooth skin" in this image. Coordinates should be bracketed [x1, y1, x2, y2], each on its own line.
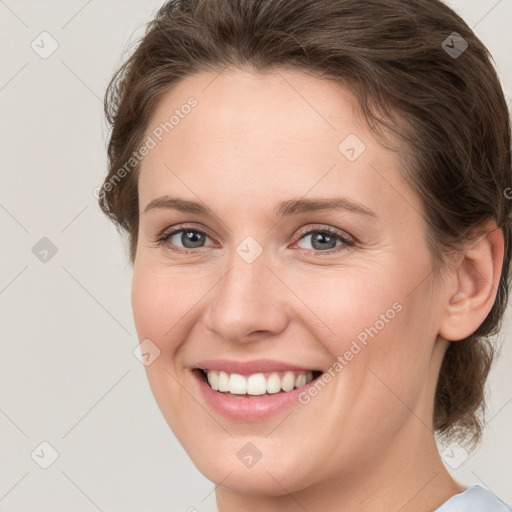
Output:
[131, 67, 504, 512]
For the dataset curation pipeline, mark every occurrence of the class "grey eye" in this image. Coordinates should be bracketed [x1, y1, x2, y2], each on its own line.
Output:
[296, 231, 343, 251]
[169, 229, 210, 249]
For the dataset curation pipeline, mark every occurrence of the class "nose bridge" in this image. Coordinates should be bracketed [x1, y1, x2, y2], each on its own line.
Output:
[204, 243, 288, 341]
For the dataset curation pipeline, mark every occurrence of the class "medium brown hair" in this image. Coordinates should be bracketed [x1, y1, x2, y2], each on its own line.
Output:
[99, 0, 512, 446]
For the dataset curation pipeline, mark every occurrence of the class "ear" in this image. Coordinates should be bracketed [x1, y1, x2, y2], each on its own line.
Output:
[438, 220, 504, 342]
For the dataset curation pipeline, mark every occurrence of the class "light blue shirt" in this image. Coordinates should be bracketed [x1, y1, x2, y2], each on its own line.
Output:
[203, 485, 511, 511]
[435, 485, 512, 511]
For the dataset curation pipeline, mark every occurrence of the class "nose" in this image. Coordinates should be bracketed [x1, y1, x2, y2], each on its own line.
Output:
[203, 250, 289, 344]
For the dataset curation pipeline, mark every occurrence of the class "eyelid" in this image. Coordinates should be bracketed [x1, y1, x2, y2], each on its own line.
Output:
[290, 224, 355, 253]
[156, 222, 214, 242]
[293, 224, 354, 243]
[155, 222, 355, 254]
[154, 223, 217, 252]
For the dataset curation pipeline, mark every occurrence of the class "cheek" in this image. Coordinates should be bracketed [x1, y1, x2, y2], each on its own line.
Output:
[131, 270, 166, 347]
[131, 266, 200, 434]
[336, 289, 437, 432]
[287, 265, 404, 351]
[131, 265, 198, 352]
[298, 265, 436, 406]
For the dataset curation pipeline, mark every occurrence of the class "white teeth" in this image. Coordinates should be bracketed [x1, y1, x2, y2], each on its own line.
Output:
[247, 373, 267, 395]
[203, 369, 316, 395]
[207, 370, 219, 391]
[218, 371, 230, 392]
[266, 373, 281, 394]
[229, 373, 247, 394]
[281, 371, 295, 392]
[295, 373, 307, 388]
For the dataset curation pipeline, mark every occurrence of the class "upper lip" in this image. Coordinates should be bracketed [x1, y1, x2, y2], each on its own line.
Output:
[193, 359, 320, 374]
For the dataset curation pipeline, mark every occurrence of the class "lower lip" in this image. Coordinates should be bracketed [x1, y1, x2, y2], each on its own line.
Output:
[192, 370, 316, 421]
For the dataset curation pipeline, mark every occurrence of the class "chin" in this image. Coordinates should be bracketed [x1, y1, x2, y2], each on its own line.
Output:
[185, 435, 317, 496]
[198, 457, 306, 496]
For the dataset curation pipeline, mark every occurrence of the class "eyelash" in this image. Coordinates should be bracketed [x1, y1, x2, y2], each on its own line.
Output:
[153, 223, 355, 255]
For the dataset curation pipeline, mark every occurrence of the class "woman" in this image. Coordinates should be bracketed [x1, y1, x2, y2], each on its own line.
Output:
[98, 0, 512, 510]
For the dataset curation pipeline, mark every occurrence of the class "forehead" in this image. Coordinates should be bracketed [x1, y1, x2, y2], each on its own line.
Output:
[143, 67, 365, 156]
[138, 67, 420, 220]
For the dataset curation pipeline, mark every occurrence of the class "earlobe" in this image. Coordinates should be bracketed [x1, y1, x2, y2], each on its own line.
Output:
[439, 221, 504, 342]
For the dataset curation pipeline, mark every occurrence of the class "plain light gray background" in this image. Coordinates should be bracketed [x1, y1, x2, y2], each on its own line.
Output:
[0, 1, 511, 511]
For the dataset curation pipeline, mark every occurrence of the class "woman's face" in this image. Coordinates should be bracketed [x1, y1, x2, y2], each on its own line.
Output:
[132, 68, 448, 494]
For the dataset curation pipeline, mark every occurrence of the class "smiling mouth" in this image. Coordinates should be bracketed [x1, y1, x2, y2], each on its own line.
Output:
[195, 368, 323, 397]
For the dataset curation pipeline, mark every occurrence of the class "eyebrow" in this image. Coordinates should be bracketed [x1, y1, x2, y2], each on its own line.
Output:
[143, 195, 378, 219]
